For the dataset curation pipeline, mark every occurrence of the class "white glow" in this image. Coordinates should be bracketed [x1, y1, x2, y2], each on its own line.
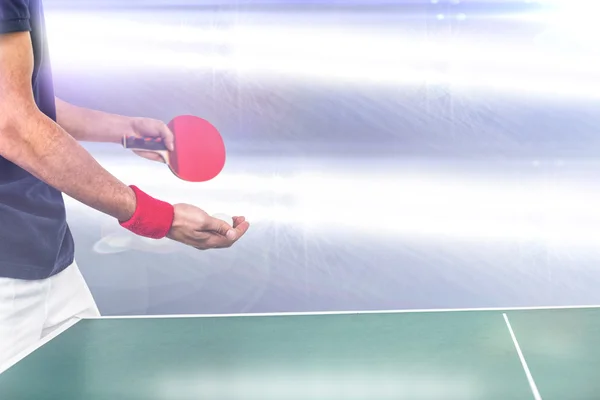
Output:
[45, 11, 600, 98]
[64, 159, 600, 248]
[158, 369, 479, 399]
[536, 0, 600, 50]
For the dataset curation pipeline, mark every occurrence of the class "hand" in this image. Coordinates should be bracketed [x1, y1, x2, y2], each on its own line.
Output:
[167, 204, 250, 250]
[128, 117, 175, 163]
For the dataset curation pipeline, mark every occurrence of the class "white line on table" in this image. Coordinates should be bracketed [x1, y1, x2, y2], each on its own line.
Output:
[86, 303, 600, 320]
[503, 313, 542, 400]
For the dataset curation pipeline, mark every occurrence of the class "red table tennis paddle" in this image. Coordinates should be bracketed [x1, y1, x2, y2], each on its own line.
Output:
[122, 115, 226, 182]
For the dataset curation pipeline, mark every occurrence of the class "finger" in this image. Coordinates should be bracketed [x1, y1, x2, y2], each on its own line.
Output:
[226, 220, 250, 242]
[158, 122, 175, 151]
[203, 216, 235, 239]
[133, 150, 165, 163]
[205, 221, 249, 249]
[233, 220, 250, 238]
[232, 216, 245, 227]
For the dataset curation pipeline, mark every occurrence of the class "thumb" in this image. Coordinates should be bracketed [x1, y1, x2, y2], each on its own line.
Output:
[207, 217, 236, 239]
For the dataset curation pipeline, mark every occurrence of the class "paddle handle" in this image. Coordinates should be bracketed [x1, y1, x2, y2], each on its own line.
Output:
[122, 136, 169, 151]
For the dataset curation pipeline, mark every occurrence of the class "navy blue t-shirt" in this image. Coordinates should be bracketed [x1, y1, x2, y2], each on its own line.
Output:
[0, 0, 75, 280]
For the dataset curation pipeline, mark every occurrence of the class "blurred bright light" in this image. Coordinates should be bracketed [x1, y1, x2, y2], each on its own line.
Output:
[65, 158, 600, 248]
[538, 0, 600, 46]
[158, 368, 480, 399]
[45, 9, 600, 99]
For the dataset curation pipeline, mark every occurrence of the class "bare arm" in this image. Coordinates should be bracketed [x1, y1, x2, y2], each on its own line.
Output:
[54, 97, 132, 144]
[54, 97, 175, 160]
[0, 31, 136, 221]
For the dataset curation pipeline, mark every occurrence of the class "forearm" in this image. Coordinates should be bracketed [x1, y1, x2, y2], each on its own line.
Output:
[0, 106, 136, 221]
[55, 97, 130, 143]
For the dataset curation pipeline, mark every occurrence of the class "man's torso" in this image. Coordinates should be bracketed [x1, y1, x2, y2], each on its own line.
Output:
[0, 0, 75, 280]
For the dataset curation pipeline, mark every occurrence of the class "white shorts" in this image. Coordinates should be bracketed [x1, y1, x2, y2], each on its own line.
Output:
[0, 261, 99, 368]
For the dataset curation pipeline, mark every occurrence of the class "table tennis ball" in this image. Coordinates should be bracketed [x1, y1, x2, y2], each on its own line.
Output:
[212, 213, 233, 224]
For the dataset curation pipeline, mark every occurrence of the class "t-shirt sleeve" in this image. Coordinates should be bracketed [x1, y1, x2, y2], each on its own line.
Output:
[0, 0, 31, 34]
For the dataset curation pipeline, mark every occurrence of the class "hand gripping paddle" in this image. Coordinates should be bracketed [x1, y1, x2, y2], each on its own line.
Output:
[122, 115, 226, 182]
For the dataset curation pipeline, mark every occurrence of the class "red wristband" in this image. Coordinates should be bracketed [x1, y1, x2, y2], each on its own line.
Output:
[119, 185, 175, 239]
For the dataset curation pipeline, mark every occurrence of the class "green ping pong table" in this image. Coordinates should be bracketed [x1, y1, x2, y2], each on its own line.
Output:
[0, 306, 597, 399]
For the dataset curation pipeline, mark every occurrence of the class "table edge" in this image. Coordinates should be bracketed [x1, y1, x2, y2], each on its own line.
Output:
[0, 317, 82, 375]
[2, 303, 598, 375]
[87, 303, 600, 320]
